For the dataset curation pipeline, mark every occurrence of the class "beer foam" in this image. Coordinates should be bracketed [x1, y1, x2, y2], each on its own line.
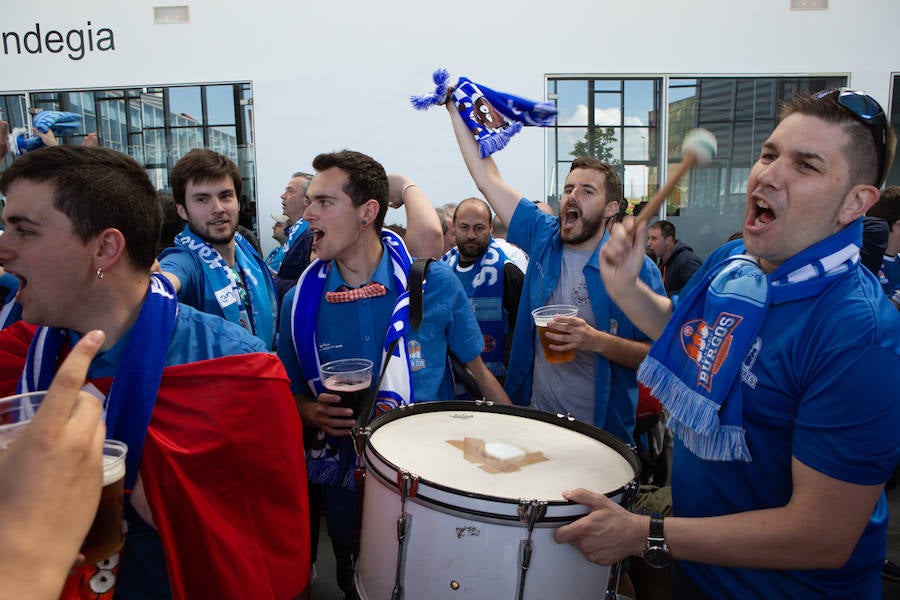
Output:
[324, 377, 370, 393]
[102, 442, 127, 486]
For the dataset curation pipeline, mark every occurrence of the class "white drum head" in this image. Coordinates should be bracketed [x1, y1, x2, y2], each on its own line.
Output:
[368, 408, 635, 502]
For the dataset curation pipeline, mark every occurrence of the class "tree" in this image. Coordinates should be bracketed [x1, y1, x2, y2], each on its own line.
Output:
[570, 127, 619, 164]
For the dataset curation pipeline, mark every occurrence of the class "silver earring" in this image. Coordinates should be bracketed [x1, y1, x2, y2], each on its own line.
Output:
[96, 267, 104, 280]
[361, 219, 367, 225]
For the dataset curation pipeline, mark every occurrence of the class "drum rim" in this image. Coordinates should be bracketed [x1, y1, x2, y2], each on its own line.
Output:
[364, 400, 641, 508]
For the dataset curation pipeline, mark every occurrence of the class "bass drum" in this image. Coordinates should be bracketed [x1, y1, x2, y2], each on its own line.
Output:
[356, 401, 639, 599]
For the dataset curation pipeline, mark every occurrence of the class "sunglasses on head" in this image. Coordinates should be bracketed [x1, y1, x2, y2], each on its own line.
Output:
[813, 87, 888, 187]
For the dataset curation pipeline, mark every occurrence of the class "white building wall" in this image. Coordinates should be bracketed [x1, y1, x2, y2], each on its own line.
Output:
[3, 0, 899, 253]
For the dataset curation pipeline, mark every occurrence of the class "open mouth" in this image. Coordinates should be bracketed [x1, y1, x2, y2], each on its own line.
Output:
[749, 198, 776, 227]
[311, 228, 324, 245]
[563, 207, 579, 227]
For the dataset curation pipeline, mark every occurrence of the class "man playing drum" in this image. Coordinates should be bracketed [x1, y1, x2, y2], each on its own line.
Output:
[557, 89, 900, 597]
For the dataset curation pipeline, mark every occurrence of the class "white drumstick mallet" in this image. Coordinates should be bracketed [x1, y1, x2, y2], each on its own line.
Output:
[634, 128, 717, 227]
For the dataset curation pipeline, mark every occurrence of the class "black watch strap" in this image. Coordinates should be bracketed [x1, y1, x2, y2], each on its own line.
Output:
[649, 513, 665, 540]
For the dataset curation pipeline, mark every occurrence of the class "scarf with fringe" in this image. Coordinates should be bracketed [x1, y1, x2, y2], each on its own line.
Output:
[290, 229, 414, 488]
[411, 68, 557, 157]
[639, 219, 864, 462]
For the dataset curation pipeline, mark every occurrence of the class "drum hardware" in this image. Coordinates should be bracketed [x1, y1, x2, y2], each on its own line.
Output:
[515, 499, 547, 600]
[390, 469, 419, 600]
[622, 478, 641, 510]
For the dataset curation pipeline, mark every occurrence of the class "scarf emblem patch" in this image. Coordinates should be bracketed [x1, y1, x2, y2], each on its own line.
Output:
[680, 313, 743, 391]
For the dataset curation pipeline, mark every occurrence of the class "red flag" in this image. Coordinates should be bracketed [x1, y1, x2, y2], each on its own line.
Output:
[0, 328, 310, 600]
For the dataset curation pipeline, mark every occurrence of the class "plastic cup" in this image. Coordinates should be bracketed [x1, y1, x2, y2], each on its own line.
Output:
[531, 304, 578, 364]
[0, 391, 45, 450]
[80, 440, 128, 563]
[320, 358, 374, 420]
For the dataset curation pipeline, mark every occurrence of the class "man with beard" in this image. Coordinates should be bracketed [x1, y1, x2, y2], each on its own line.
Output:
[442, 197, 524, 383]
[159, 149, 278, 349]
[445, 103, 663, 443]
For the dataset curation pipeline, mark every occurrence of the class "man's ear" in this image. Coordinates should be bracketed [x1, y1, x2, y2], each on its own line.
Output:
[604, 201, 620, 218]
[838, 185, 880, 225]
[93, 228, 127, 269]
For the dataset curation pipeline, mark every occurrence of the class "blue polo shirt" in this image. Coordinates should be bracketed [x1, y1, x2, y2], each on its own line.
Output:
[278, 250, 484, 401]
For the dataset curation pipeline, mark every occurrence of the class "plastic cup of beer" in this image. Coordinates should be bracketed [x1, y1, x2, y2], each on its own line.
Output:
[532, 304, 578, 364]
[80, 440, 127, 564]
[320, 358, 373, 420]
[0, 390, 45, 450]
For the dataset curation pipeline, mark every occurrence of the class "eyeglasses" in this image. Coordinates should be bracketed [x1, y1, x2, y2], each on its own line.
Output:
[813, 87, 888, 187]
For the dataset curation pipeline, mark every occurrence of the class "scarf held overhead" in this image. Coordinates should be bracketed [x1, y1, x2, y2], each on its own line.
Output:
[411, 68, 557, 158]
[639, 219, 865, 462]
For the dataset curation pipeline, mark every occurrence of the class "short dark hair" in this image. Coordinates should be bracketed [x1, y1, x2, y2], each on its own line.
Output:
[780, 91, 897, 188]
[569, 156, 623, 207]
[311, 150, 388, 230]
[170, 149, 242, 206]
[868, 185, 900, 227]
[0, 146, 161, 270]
[453, 197, 493, 224]
[649, 219, 676, 240]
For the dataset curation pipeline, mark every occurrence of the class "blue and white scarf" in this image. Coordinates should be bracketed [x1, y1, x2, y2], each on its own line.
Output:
[173, 225, 277, 348]
[290, 230, 414, 488]
[18, 274, 178, 491]
[639, 220, 865, 462]
[411, 68, 557, 158]
[442, 238, 511, 379]
[283, 218, 309, 254]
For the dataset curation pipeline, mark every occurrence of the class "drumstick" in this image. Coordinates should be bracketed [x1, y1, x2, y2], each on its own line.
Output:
[634, 128, 717, 227]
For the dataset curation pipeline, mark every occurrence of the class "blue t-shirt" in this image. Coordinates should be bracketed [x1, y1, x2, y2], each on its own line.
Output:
[76, 303, 266, 600]
[278, 250, 484, 401]
[876, 253, 900, 300]
[673, 241, 900, 598]
[505, 198, 664, 442]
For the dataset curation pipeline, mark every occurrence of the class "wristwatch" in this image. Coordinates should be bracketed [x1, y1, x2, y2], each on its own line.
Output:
[642, 512, 672, 568]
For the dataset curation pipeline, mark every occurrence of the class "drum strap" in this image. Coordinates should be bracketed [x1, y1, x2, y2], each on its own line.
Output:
[409, 258, 483, 400]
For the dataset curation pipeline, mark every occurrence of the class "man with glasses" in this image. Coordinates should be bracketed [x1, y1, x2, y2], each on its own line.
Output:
[556, 89, 900, 598]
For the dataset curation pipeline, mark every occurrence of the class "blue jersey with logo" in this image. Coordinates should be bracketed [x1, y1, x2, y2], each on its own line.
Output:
[673, 240, 900, 598]
[876, 253, 900, 300]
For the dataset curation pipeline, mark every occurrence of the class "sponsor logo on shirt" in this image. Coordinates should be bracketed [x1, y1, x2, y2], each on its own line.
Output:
[407, 339, 425, 371]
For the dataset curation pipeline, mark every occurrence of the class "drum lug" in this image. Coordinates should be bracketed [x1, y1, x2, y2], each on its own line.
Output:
[515, 499, 547, 600]
[391, 470, 418, 600]
[351, 425, 371, 460]
[622, 478, 641, 511]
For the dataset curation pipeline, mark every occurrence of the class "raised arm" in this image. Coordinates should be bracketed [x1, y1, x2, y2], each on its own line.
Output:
[600, 217, 673, 340]
[446, 101, 523, 227]
[387, 174, 442, 259]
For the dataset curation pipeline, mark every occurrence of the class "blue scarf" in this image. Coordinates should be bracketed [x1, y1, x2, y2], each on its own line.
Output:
[442, 238, 511, 379]
[639, 220, 865, 462]
[411, 68, 557, 157]
[173, 225, 277, 348]
[283, 218, 309, 254]
[18, 274, 178, 490]
[290, 229, 414, 488]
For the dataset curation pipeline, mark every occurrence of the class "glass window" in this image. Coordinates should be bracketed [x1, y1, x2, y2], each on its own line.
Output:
[205, 85, 236, 125]
[167, 86, 202, 125]
[887, 74, 900, 188]
[547, 74, 848, 257]
[17, 82, 256, 238]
